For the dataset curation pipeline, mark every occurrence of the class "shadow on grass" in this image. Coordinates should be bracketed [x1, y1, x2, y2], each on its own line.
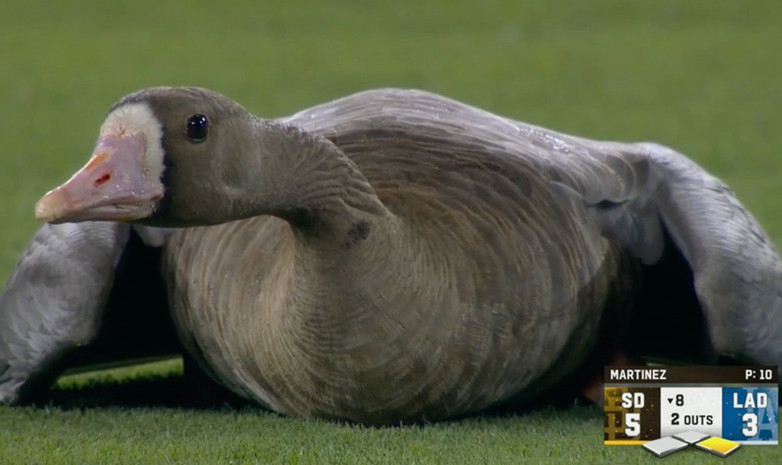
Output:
[43, 371, 251, 412]
[33, 359, 601, 426]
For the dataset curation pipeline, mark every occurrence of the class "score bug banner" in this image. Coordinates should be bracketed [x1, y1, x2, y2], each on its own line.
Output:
[603, 366, 778, 446]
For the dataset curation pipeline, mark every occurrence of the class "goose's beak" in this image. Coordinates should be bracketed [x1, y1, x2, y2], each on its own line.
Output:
[35, 133, 164, 223]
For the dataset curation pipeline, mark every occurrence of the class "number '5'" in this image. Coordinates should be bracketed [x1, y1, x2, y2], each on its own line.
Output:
[625, 413, 640, 437]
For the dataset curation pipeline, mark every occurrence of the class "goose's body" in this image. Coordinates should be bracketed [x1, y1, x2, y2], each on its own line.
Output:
[167, 91, 632, 421]
[1, 88, 780, 424]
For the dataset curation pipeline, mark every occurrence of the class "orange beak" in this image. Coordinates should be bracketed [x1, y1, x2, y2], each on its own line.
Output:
[35, 133, 164, 223]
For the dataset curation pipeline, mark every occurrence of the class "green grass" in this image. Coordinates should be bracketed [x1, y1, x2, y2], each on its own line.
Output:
[1, 0, 781, 463]
[0, 361, 775, 465]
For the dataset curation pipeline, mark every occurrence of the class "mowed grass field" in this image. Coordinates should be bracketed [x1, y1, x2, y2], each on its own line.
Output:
[1, 0, 781, 463]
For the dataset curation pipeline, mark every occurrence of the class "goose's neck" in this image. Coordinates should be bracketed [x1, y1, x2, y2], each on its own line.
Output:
[229, 120, 393, 243]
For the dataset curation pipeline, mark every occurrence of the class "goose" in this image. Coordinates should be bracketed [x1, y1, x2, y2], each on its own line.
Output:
[1, 87, 780, 424]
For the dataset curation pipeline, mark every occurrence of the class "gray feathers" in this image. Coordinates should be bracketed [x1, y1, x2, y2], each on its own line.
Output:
[0, 222, 128, 403]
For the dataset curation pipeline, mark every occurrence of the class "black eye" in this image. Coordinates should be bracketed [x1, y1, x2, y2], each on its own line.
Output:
[186, 114, 209, 143]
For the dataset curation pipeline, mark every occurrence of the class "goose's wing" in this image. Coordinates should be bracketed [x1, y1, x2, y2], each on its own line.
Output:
[285, 88, 781, 371]
[0, 222, 179, 404]
[556, 140, 782, 371]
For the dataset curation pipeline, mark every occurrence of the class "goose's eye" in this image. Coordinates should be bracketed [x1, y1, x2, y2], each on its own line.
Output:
[185, 114, 209, 143]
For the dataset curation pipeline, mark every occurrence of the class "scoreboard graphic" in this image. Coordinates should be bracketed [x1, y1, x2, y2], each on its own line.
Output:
[604, 366, 778, 448]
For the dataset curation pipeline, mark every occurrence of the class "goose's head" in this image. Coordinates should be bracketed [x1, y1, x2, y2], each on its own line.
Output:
[35, 87, 256, 226]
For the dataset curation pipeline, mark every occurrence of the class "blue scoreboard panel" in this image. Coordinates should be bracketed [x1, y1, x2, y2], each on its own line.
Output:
[604, 366, 778, 446]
